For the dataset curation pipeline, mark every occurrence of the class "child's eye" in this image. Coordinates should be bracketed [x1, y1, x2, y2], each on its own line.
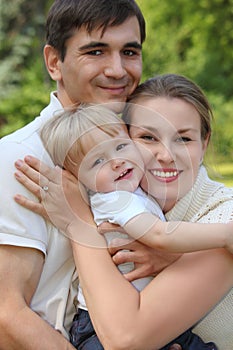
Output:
[92, 158, 104, 167]
[116, 143, 127, 151]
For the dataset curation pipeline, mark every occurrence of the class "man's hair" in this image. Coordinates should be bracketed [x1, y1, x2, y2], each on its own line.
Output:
[46, 0, 146, 61]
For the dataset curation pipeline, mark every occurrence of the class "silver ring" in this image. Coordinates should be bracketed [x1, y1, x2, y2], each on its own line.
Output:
[42, 185, 49, 192]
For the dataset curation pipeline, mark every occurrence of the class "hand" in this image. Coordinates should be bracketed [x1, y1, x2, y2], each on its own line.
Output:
[168, 345, 182, 350]
[98, 222, 182, 281]
[14, 156, 105, 248]
[14, 156, 80, 229]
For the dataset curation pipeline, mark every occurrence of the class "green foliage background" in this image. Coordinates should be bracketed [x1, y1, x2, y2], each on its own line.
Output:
[0, 0, 233, 162]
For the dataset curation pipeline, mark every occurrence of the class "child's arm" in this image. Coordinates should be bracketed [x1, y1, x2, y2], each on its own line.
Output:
[123, 213, 233, 254]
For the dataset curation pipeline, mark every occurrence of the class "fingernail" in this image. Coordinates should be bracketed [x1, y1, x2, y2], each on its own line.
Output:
[15, 160, 23, 167]
[25, 155, 32, 162]
[14, 194, 21, 200]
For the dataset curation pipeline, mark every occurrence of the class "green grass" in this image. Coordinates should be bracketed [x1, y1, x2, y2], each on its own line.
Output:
[209, 163, 233, 187]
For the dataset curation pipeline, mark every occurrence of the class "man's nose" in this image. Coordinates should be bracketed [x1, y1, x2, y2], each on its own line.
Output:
[104, 53, 126, 79]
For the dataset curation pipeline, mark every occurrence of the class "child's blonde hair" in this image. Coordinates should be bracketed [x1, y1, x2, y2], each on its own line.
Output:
[40, 103, 126, 170]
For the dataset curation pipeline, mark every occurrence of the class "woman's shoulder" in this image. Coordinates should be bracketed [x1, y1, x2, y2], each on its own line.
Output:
[194, 185, 233, 223]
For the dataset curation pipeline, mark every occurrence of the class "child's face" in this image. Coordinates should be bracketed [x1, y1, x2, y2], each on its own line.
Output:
[78, 127, 145, 193]
[128, 97, 208, 212]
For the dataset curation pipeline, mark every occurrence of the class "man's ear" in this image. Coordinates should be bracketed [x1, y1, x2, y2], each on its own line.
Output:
[43, 45, 62, 81]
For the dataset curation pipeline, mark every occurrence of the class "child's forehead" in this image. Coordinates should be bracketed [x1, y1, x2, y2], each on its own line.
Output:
[81, 125, 130, 154]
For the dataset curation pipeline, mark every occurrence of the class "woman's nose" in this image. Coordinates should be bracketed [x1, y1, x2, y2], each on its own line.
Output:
[155, 143, 174, 164]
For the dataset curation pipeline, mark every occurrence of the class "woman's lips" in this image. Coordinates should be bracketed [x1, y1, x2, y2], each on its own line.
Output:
[149, 169, 181, 183]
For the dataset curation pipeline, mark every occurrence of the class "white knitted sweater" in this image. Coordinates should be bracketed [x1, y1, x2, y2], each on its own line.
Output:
[166, 166, 233, 349]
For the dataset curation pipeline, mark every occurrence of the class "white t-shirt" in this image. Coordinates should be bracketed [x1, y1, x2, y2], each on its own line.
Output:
[77, 188, 165, 309]
[0, 93, 78, 338]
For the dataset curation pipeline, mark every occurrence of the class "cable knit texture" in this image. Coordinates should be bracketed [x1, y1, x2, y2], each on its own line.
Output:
[166, 166, 233, 349]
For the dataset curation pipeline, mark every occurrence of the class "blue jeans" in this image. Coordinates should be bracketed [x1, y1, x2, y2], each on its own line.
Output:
[69, 309, 218, 350]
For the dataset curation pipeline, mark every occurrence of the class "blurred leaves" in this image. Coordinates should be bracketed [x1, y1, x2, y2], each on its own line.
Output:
[1, 0, 233, 161]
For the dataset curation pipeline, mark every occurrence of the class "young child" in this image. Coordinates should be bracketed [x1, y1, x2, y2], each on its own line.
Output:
[40, 103, 229, 349]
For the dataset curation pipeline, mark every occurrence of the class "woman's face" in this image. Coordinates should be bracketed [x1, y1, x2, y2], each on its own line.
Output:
[129, 97, 209, 212]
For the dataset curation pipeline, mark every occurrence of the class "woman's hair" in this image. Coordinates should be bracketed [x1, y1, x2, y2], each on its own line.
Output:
[40, 104, 126, 170]
[124, 73, 213, 141]
[46, 0, 146, 61]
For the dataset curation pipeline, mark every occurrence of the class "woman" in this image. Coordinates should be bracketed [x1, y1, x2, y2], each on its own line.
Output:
[14, 74, 233, 349]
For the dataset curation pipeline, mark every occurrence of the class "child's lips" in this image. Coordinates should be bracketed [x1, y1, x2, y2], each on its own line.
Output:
[115, 168, 133, 181]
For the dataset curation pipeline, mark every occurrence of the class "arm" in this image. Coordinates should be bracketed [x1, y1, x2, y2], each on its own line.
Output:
[124, 212, 233, 253]
[98, 222, 181, 280]
[72, 235, 233, 350]
[0, 245, 75, 350]
[92, 190, 233, 254]
[14, 156, 233, 350]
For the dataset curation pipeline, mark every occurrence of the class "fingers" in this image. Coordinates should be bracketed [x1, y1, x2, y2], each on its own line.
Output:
[98, 222, 126, 235]
[168, 345, 182, 350]
[122, 264, 151, 282]
[14, 194, 49, 219]
[108, 238, 135, 255]
[20, 155, 61, 184]
[15, 169, 42, 200]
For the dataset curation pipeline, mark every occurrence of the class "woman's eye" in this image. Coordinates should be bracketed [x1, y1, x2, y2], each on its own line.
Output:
[177, 136, 192, 143]
[140, 135, 156, 142]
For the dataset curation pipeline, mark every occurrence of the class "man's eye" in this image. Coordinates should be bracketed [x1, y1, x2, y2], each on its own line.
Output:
[123, 49, 136, 56]
[87, 50, 102, 56]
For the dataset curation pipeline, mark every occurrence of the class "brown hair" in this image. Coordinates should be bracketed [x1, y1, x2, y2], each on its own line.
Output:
[46, 0, 146, 61]
[124, 73, 213, 141]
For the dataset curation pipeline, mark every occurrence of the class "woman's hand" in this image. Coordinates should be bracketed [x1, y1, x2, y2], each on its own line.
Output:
[98, 222, 182, 281]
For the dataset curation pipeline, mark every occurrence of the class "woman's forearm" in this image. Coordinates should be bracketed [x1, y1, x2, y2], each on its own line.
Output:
[70, 225, 233, 350]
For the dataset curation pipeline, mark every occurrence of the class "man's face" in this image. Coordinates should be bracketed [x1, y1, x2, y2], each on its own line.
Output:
[51, 16, 142, 106]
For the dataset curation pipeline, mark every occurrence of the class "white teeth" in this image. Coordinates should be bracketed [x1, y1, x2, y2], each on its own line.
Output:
[119, 170, 128, 178]
[151, 170, 178, 178]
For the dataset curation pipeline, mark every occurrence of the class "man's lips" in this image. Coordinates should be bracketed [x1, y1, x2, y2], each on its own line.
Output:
[115, 168, 133, 181]
[100, 85, 126, 95]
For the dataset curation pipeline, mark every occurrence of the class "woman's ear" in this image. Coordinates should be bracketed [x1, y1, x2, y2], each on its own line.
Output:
[43, 45, 62, 81]
[201, 133, 211, 163]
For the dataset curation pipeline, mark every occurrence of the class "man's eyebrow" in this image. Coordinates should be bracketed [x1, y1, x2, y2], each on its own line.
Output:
[79, 41, 142, 51]
[79, 41, 108, 51]
[124, 41, 142, 50]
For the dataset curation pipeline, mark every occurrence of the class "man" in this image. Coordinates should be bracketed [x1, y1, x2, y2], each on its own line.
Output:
[0, 1, 145, 349]
[0, 1, 180, 349]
